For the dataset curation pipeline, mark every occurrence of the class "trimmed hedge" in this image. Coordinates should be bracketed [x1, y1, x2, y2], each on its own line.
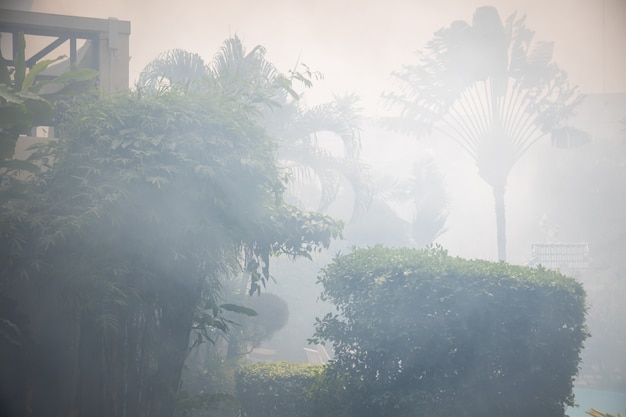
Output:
[235, 362, 324, 417]
[312, 245, 589, 417]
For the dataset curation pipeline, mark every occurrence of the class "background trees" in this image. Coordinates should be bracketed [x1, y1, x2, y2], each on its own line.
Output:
[527, 96, 626, 392]
[344, 152, 448, 248]
[383, 6, 589, 261]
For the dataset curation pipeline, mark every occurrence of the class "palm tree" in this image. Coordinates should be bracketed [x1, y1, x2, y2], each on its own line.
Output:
[383, 6, 590, 261]
[267, 92, 372, 220]
[136, 48, 208, 93]
[209, 39, 372, 221]
[137, 37, 282, 107]
[138, 36, 372, 221]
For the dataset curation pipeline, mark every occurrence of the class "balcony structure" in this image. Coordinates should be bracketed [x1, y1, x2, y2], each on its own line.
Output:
[0, 8, 130, 93]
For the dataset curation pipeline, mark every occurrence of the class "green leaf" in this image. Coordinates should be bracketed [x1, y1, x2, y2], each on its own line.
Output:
[34, 67, 98, 95]
[0, 83, 23, 104]
[17, 91, 56, 125]
[21, 55, 66, 92]
[220, 303, 258, 316]
[0, 104, 31, 131]
[0, 158, 40, 172]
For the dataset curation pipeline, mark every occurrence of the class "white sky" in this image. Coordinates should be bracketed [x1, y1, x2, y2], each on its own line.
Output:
[25, 0, 626, 114]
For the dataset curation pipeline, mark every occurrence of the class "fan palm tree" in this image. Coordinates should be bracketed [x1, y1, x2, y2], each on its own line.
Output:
[383, 6, 590, 261]
[138, 36, 371, 220]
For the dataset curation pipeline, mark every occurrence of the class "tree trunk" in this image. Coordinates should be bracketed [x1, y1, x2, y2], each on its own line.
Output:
[493, 185, 507, 261]
[151, 297, 197, 417]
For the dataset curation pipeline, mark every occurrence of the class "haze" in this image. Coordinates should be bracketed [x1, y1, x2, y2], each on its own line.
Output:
[18, 0, 626, 104]
[2, 1, 625, 414]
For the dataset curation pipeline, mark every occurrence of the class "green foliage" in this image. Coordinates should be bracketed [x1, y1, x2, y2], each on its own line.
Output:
[179, 294, 289, 417]
[0, 33, 96, 369]
[0, 33, 358, 417]
[0, 32, 97, 165]
[176, 348, 243, 417]
[138, 37, 372, 222]
[0, 83, 341, 416]
[235, 362, 324, 417]
[39, 88, 340, 284]
[312, 245, 589, 417]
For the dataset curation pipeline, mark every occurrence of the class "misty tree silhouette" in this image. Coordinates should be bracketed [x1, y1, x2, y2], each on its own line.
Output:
[406, 156, 448, 246]
[267, 92, 372, 220]
[136, 48, 207, 93]
[383, 6, 590, 261]
[138, 37, 372, 221]
[348, 154, 448, 248]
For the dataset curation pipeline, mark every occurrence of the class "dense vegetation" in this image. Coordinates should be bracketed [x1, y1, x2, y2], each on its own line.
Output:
[0, 39, 342, 417]
[311, 245, 588, 417]
[2, 6, 617, 416]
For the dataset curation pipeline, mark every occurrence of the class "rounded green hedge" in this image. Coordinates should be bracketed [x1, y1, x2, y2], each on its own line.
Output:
[312, 245, 589, 417]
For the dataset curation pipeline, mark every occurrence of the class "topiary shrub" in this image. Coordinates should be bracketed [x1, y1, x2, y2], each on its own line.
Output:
[311, 245, 589, 417]
[235, 362, 324, 417]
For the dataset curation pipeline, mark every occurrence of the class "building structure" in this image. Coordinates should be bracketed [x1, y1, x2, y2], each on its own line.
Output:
[0, 8, 130, 94]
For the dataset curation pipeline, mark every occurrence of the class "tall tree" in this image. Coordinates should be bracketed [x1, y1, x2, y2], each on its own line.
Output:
[383, 6, 589, 261]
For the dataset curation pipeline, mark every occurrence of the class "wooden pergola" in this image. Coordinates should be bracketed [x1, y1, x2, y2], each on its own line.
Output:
[0, 8, 130, 93]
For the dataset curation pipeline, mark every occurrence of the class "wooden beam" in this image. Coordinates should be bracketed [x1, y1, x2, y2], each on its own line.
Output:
[0, 8, 130, 39]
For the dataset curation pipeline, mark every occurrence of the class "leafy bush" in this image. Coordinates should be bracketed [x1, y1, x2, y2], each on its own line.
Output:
[0, 86, 341, 417]
[235, 362, 324, 417]
[312, 245, 589, 417]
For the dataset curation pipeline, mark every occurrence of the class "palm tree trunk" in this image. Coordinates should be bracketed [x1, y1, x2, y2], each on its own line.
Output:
[493, 185, 507, 261]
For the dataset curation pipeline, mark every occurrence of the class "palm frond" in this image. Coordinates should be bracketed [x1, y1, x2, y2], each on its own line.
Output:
[137, 49, 208, 93]
[209, 35, 281, 105]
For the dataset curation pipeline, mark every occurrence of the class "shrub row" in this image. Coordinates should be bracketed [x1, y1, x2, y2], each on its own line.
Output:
[235, 362, 324, 417]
